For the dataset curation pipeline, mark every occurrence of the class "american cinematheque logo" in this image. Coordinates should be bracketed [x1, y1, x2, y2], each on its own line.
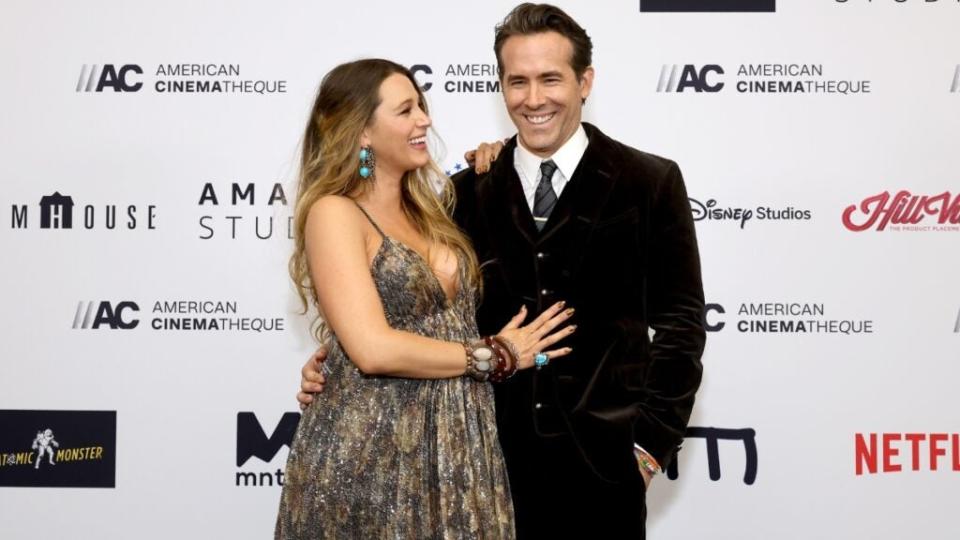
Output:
[76, 63, 286, 94]
[408, 63, 500, 94]
[842, 191, 960, 232]
[703, 302, 874, 335]
[0, 410, 116, 488]
[72, 300, 285, 332]
[657, 63, 870, 94]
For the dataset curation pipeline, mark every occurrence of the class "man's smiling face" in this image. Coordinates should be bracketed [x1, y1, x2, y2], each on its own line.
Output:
[500, 31, 593, 158]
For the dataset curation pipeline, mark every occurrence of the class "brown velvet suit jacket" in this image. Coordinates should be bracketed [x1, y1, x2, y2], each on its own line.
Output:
[453, 122, 705, 483]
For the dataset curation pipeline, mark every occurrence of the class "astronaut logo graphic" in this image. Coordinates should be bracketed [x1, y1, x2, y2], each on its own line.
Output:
[31, 429, 59, 469]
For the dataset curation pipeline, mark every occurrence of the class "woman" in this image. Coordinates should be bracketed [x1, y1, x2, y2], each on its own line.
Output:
[275, 59, 575, 539]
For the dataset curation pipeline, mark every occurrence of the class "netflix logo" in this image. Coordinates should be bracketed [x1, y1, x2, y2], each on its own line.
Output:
[855, 432, 960, 475]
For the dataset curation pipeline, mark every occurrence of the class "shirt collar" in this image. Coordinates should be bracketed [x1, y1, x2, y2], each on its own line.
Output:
[515, 123, 589, 183]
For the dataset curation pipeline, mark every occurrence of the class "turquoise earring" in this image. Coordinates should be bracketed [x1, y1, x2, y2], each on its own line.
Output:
[359, 146, 375, 179]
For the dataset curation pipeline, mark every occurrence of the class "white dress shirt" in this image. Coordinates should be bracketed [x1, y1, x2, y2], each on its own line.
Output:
[514, 124, 590, 213]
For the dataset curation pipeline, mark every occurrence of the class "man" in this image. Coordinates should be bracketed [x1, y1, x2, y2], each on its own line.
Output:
[299, 4, 705, 537]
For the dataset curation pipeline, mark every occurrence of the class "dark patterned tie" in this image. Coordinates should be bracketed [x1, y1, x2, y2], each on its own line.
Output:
[533, 160, 558, 231]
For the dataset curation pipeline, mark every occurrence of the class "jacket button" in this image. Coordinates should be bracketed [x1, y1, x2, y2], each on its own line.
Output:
[534, 402, 543, 409]
[540, 289, 552, 296]
[536, 252, 546, 260]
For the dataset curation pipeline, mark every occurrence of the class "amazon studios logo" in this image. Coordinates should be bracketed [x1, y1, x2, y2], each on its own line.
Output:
[640, 0, 775, 12]
[196, 182, 291, 241]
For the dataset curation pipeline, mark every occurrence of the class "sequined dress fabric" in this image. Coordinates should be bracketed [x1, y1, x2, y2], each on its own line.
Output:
[275, 230, 515, 539]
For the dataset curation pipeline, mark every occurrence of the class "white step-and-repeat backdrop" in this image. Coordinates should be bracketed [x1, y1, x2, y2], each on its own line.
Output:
[2, 0, 958, 538]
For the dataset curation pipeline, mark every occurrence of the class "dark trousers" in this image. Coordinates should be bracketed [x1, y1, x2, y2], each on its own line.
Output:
[502, 426, 647, 539]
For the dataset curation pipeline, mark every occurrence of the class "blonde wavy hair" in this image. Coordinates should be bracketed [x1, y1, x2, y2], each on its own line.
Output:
[290, 58, 480, 343]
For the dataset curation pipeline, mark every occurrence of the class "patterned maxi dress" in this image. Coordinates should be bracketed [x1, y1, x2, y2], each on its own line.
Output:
[275, 207, 515, 539]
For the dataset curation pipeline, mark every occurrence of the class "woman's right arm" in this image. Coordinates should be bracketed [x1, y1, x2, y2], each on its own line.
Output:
[306, 196, 573, 379]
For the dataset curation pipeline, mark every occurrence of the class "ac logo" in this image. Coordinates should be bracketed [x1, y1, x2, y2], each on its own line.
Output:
[72, 301, 140, 330]
[657, 64, 724, 93]
[704, 303, 726, 332]
[76, 64, 143, 93]
[410, 64, 433, 92]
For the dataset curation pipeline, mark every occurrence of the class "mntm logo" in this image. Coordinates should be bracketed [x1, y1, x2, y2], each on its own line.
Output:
[235, 412, 300, 487]
[657, 65, 724, 93]
[641, 0, 775, 12]
[76, 64, 143, 92]
[72, 301, 140, 330]
[952, 65, 959, 93]
[666, 427, 758, 485]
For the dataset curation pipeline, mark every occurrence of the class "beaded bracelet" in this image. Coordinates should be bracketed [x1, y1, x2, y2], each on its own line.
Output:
[487, 336, 519, 382]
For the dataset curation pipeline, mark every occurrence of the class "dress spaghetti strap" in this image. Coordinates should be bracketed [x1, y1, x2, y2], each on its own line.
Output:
[353, 201, 386, 239]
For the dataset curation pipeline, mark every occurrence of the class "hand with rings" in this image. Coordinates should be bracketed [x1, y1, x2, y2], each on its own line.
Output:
[495, 301, 576, 370]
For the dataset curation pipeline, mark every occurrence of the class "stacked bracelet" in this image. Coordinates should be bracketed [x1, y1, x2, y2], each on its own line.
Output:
[463, 336, 520, 383]
[463, 340, 494, 382]
[487, 336, 519, 383]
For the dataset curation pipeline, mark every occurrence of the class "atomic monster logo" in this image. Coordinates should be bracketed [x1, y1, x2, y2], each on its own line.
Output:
[31, 429, 59, 469]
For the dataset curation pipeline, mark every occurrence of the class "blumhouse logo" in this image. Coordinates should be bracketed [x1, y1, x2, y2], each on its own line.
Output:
[641, 0, 775, 13]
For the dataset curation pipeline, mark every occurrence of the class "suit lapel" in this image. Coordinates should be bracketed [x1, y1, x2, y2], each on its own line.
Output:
[482, 136, 538, 246]
[539, 123, 620, 243]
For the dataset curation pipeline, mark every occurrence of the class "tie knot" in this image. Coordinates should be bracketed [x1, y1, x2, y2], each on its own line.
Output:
[539, 160, 558, 181]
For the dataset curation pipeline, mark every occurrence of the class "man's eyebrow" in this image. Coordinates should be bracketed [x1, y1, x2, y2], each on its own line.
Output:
[539, 70, 565, 79]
